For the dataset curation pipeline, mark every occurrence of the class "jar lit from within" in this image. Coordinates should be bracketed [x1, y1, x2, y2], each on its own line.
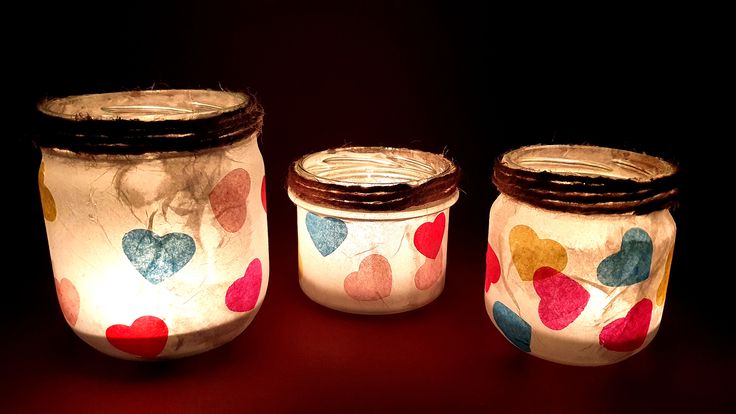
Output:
[485, 145, 677, 366]
[288, 147, 460, 314]
[36, 90, 269, 360]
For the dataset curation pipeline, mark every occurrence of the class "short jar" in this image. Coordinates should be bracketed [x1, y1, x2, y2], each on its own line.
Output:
[484, 145, 677, 366]
[36, 90, 269, 360]
[288, 147, 460, 314]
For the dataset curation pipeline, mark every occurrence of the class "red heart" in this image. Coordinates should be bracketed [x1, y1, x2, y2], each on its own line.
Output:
[599, 298, 653, 352]
[534, 267, 590, 330]
[106, 316, 168, 359]
[209, 168, 251, 233]
[413, 213, 446, 259]
[344, 254, 392, 301]
[226, 258, 263, 312]
[485, 243, 501, 291]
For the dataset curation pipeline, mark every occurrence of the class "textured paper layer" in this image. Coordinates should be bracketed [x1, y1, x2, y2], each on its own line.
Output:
[41, 135, 269, 360]
[485, 194, 676, 366]
[295, 206, 450, 314]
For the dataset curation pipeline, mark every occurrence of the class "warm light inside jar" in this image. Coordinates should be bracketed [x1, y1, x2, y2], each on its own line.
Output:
[37, 90, 269, 360]
[288, 147, 459, 314]
[486, 145, 677, 366]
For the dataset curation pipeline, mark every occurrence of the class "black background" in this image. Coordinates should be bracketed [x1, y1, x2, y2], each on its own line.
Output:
[3, 2, 730, 413]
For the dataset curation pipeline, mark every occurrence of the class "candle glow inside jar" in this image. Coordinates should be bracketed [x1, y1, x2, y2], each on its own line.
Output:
[485, 145, 678, 366]
[288, 147, 460, 314]
[36, 90, 269, 360]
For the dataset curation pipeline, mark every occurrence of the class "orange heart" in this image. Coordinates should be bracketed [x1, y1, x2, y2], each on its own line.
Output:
[344, 254, 392, 301]
[38, 162, 57, 222]
[509, 225, 567, 281]
[209, 168, 251, 233]
[657, 246, 674, 306]
[415, 249, 445, 290]
[55, 278, 79, 326]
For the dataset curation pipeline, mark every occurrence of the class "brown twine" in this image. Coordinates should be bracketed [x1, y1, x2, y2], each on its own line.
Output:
[287, 147, 460, 212]
[34, 90, 263, 155]
[492, 145, 679, 215]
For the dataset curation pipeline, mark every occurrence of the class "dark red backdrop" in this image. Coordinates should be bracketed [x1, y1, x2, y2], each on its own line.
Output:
[3, 2, 730, 413]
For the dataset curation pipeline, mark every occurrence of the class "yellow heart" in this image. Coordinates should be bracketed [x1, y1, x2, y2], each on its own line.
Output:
[38, 162, 57, 222]
[509, 225, 567, 281]
[657, 246, 674, 306]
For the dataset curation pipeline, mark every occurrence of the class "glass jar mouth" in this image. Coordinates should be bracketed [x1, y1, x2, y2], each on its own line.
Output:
[493, 145, 678, 215]
[502, 144, 677, 181]
[35, 89, 263, 155]
[296, 146, 454, 186]
[39, 89, 248, 122]
[288, 146, 460, 212]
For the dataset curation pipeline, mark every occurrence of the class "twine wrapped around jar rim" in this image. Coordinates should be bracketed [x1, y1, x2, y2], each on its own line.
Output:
[35, 89, 263, 155]
[492, 145, 678, 215]
[288, 146, 460, 212]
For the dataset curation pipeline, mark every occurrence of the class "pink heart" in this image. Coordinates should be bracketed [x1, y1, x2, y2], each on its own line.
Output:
[413, 213, 446, 259]
[599, 298, 653, 352]
[415, 250, 444, 290]
[55, 278, 80, 326]
[261, 176, 267, 213]
[106, 316, 168, 359]
[533, 267, 590, 330]
[485, 243, 501, 291]
[344, 254, 392, 301]
[209, 168, 251, 233]
[226, 258, 262, 312]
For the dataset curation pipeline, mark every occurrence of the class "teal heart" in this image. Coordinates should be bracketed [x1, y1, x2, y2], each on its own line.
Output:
[493, 301, 531, 352]
[597, 227, 653, 287]
[122, 229, 196, 284]
[305, 213, 348, 257]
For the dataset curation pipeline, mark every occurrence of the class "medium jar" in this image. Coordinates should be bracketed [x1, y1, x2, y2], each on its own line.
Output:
[288, 147, 460, 314]
[36, 90, 269, 360]
[484, 145, 677, 366]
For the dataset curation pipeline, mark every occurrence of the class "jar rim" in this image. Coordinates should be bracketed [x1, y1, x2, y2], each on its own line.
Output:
[493, 144, 679, 215]
[288, 146, 460, 212]
[35, 89, 263, 155]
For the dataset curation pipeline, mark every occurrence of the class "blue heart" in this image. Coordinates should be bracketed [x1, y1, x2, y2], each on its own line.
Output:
[597, 227, 653, 287]
[122, 229, 196, 284]
[305, 213, 348, 257]
[493, 301, 531, 352]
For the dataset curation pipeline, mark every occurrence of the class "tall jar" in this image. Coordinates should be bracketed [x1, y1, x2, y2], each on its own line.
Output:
[287, 147, 460, 314]
[484, 145, 677, 366]
[35, 90, 269, 360]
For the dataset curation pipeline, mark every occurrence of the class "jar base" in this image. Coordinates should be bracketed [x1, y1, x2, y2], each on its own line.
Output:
[300, 279, 444, 315]
[68, 313, 258, 360]
[484, 299, 660, 366]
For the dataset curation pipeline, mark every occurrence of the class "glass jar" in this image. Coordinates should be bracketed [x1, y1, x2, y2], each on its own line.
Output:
[287, 147, 460, 314]
[35, 90, 269, 360]
[485, 145, 677, 366]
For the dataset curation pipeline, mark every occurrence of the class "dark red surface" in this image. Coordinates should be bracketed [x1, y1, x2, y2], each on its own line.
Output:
[3, 2, 731, 413]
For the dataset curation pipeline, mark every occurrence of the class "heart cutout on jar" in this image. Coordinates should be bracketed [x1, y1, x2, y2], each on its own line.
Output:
[122, 229, 196, 284]
[55, 278, 80, 326]
[485, 243, 501, 291]
[209, 168, 251, 233]
[413, 212, 446, 259]
[226, 258, 263, 312]
[509, 225, 567, 281]
[599, 298, 653, 352]
[306, 213, 348, 257]
[344, 254, 392, 301]
[106, 315, 169, 359]
[533, 267, 589, 330]
[415, 250, 444, 290]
